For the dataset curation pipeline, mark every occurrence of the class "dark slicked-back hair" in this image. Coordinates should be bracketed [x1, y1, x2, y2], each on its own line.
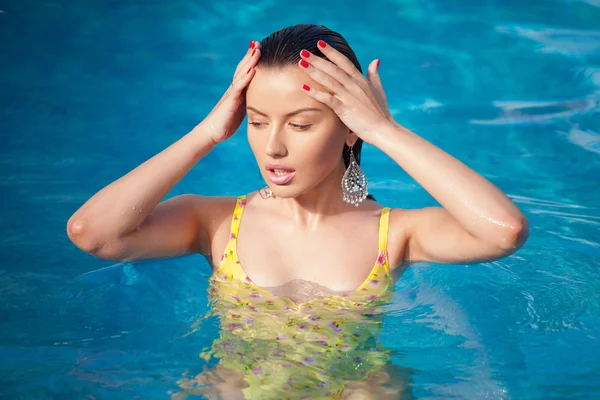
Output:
[256, 24, 374, 200]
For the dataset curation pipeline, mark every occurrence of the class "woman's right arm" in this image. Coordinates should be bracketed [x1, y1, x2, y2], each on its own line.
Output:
[67, 127, 216, 261]
[67, 40, 262, 262]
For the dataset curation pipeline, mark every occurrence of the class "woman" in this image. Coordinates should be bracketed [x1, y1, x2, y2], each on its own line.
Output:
[67, 24, 528, 399]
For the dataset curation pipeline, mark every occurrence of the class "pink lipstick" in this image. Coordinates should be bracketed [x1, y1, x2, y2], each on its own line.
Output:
[265, 163, 296, 185]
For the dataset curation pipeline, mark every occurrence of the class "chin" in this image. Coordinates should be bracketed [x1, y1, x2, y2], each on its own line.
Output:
[268, 179, 329, 200]
[268, 184, 301, 199]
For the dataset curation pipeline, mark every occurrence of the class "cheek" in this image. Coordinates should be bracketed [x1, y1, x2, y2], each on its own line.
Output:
[298, 128, 346, 168]
[247, 130, 265, 158]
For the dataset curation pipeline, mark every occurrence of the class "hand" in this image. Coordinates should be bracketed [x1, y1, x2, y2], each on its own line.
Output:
[298, 41, 397, 144]
[199, 41, 261, 145]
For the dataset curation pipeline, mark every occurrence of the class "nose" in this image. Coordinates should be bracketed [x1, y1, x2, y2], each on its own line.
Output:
[264, 126, 288, 158]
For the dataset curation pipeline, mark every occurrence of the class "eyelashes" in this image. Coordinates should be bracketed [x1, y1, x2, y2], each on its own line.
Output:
[290, 124, 311, 131]
[248, 122, 312, 131]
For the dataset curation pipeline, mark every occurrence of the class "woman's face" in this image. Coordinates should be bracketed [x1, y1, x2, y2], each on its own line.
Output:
[245, 66, 352, 199]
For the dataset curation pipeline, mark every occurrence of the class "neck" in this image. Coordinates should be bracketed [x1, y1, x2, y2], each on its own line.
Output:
[273, 160, 352, 228]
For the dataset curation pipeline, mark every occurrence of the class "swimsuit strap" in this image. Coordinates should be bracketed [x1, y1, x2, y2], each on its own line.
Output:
[229, 195, 247, 240]
[214, 196, 247, 280]
[378, 208, 391, 254]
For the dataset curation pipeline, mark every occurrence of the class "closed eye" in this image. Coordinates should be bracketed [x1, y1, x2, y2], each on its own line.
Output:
[249, 122, 266, 127]
[290, 123, 311, 131]
[249, 122, 311, 131]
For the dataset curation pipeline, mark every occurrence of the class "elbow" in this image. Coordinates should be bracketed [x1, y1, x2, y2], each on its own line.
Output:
[67, 218, 129, 261]
[67, 217, 90, 248]
[67, 217, 99, 254]
[497, 215, 529, 252]
[67, 217, 112, 257]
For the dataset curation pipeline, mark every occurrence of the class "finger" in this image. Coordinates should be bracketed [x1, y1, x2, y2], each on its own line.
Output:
[219, 61, 256, 107]
[300, 49, 367, 100]
[237, 47, 260, 79]
[233, 40, 260, 77]
[298, 58, 349, 100]
[233, 41, 255, 76]
[233, 48, 260, 82]
[231, 62, 257, 91]
[314, 40, 371, 92]
[300, 83, 344, 111]
[225, 48, 259, 100]
[214, 58, 256, 110]
[219, 72, 252, 138]
[301, 48, 383, 113]
[367, 59, 390, 116]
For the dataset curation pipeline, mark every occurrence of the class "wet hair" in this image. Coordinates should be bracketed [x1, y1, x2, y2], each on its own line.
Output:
[257, 24, 375, 200]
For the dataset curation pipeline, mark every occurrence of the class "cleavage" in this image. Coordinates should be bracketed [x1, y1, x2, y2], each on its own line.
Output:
[261, 278, 340, 304]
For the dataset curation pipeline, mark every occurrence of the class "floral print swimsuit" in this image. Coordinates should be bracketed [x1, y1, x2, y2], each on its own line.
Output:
[198, 196, 395, 399]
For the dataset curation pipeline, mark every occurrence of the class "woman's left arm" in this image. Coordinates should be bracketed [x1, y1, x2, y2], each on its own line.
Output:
[374, 124, 529, 264]
[298, 41, 528, 264]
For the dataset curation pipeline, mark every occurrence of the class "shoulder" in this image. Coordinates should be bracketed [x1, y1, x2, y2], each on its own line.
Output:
[176, 194, 240, 254]
[388, 206, 444, 230]
[178, 194, 238, 216]
[382, 205, 443, 268]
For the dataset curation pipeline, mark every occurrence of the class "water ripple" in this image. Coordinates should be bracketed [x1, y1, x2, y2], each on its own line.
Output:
[510, 194, 590, 209]
[528, 209, 600, 225]
[496, 25, 600, 58]
[558, 125, 600, 155]
[470, 96, 599, 125]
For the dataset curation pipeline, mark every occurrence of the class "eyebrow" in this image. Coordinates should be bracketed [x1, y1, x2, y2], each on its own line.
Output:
[246, 107, 323, 117]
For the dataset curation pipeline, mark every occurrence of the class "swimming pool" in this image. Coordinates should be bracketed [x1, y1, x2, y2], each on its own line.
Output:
[1, 0, 599, 398]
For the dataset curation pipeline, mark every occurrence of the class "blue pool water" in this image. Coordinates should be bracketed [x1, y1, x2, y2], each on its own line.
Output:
[1, 0, 600, 398]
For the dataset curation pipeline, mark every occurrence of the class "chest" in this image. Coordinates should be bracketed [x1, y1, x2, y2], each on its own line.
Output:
[219, 213, 382, 293]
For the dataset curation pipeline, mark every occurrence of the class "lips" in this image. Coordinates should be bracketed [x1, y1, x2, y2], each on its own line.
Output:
[265, 163, 296, 185]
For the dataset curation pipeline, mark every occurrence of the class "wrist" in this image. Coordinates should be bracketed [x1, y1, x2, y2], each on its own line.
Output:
[191, 123, 219, 147]
[186, 124, 218, 157]
[370, 120, 410, 148]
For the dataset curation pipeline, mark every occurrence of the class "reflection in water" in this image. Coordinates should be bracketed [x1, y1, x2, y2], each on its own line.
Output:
[59, 261, 508, 399]
[173, 278, 415, 399]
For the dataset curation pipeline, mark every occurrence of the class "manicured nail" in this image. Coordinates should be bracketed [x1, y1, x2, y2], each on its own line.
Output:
[300, 49, 310, 58]
[377, 59, 381, 68]
[302, 84, 311, 91]
[252, 48, 256, 56]
[300, 59, 309, 68]
[318, 40, 326, 48]
[250, 40, 255, 49]
[247, 67, 253, 74]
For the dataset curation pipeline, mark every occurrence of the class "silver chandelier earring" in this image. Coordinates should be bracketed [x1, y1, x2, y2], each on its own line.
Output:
[342, 147, 368, 207]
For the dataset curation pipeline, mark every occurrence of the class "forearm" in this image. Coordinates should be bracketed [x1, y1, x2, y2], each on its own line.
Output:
[68, 124, 215, 241]
[373, 124, 527, 245]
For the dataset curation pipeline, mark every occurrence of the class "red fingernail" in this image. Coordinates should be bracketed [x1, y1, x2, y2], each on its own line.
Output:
[252, 48, 256, 56]
[250, 40, 255, 49]
[318, 40, 326, 48]
[300, 49, 310, 58]
[302, 84, 311, 91]
[377, 59, 381, 68]
[247, 67, 252, 74]
[300, 59, 309, 68]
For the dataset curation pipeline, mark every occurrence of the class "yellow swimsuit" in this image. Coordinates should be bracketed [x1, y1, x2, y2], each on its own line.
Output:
[193, 196, 395, 399]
